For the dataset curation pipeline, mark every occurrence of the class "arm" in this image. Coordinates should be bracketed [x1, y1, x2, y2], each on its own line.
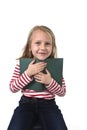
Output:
[9, 60, 46, 93]
[34, 69, 66, 97]
[9, 61, 33, 93]
[45, 77, 66, 97]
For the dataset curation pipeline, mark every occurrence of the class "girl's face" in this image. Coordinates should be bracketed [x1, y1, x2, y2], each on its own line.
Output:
[29, 29, 53, 60]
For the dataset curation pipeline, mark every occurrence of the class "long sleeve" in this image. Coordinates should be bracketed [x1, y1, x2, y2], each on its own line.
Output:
[46, 77, 66, 96]
[9, 60, 66, 98]
[9, 63, 33, 93]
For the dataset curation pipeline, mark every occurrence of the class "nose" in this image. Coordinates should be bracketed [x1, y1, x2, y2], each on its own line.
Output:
[40, 43, 46, 50]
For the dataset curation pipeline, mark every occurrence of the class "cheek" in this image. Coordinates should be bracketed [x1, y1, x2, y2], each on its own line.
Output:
[31, 46, 38, 54]
[49, 46, 52, 52]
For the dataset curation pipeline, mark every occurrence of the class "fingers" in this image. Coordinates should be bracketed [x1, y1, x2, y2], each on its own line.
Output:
[34, 72, 43, 78]
[30, 59, 36, 65]
[34, 74, 41, 82]
[45, 69, 50, 74]
[28, 60, 47, 75]
[35, 62, 47, 72]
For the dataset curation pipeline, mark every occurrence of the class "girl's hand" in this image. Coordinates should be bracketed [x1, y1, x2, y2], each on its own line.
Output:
[34, 69, 52, 85]
[26, 60, 47, 77]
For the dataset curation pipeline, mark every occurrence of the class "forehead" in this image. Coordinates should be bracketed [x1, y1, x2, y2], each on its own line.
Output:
[31, 29, 52, 42]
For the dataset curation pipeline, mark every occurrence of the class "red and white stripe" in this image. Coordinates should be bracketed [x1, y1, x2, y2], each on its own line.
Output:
[9, 62, 66, 99]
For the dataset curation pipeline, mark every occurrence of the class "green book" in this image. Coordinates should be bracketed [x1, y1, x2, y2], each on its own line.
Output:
[20, 58, 63, 92]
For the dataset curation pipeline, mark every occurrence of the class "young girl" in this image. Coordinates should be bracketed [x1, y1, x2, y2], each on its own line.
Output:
[7, 25, 68, 130]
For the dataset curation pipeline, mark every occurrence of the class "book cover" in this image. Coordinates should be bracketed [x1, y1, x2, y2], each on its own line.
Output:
[20, 58, 63, 92]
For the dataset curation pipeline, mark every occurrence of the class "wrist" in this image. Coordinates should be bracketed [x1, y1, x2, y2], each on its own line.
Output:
[25, 70, 32, 77]
[45, 78, 53, 87]
[24, 71, 33, 81]
[46, 77, 52, 86]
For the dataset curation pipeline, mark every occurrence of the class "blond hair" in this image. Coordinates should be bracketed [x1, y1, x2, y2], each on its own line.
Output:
[20, 25, 57, 58]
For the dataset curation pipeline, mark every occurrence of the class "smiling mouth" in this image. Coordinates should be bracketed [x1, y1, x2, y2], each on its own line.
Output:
[39, 53, 47, 55]
[39, 52, 46, 54]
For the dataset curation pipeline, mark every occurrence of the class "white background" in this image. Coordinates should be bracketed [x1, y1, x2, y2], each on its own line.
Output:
[0, 0, 87, 130]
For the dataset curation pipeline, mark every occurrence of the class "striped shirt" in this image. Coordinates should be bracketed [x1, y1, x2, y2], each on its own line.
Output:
[9, 61, 66, 99]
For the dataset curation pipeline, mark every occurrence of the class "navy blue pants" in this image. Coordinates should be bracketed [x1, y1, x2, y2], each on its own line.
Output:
[7, 95, 68, 130]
